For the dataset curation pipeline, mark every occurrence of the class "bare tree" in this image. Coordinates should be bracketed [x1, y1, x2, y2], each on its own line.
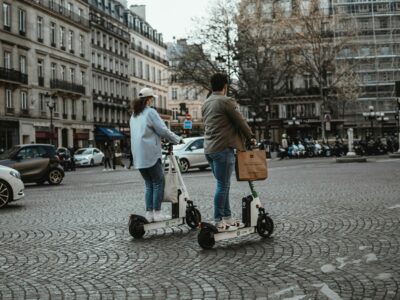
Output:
[283, 0, 359, 140]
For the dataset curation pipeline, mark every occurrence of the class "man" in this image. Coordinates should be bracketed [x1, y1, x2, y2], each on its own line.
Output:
[202, 73, 254, 232]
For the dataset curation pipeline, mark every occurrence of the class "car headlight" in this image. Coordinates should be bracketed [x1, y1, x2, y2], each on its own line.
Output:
[10, 170, 21, 179]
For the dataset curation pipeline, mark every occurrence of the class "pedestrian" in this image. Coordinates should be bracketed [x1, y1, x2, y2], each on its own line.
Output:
[202, 73, 255, 232]
[68, 146, 76, 171]
[103, 142, 112, 171]
[113, 142, 126, 170]
[127, 145, 134, 169]
[130, 87, 182, 222]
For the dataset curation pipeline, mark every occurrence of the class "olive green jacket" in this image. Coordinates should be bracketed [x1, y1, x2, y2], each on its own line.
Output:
[202, 93, 253, 154]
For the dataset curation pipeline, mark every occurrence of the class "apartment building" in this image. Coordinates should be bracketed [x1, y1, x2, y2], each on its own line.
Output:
[333, 0, 400, 137]
[125, 5, 171, 125]
[167, 39, 209, 136]
[0, 0, 92, 149]
[88, 0, 131, 144]
[238, 0, 400, 142]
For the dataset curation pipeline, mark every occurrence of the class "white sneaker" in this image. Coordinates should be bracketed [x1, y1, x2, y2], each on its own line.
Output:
[216, 220, 237, 232]
[145, 211, 154, 223]
[103, 168, 107, 171]
[224, 217, 245, 229]
[153, 210, 171, 222]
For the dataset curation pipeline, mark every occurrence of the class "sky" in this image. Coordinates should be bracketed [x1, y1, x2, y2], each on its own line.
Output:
[127, 0, 211, 43]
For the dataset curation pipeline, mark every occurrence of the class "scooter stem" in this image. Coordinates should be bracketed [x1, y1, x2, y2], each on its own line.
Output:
[248, 181, 258, 198]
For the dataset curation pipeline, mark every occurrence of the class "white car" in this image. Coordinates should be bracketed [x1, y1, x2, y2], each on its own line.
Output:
[74, 147, 105, 167]
[0, 165, 25, 208]
[164, 137, 209, 173]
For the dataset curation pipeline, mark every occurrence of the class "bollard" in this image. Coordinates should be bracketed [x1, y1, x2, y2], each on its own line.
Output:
[346, 128, 356, 156]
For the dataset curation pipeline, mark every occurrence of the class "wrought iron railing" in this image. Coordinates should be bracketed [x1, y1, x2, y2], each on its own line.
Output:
[50, 79, 85, 94]
[0, 68, 28, 84]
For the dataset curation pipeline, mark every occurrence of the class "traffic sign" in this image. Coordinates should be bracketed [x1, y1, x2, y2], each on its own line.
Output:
[183, 120, 192, 129]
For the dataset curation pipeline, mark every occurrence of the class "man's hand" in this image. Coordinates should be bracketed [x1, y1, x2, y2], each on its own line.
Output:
[250, 138, 257, 146]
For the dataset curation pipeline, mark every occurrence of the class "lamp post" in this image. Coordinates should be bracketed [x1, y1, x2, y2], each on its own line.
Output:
[45, 92, 55, 145]
[376, 113, 389, 137]
[362, 105, 375, 139]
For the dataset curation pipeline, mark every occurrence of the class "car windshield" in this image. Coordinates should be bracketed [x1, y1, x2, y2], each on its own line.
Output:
[75, 149, 92, 155]
[0, 146, 20, 160]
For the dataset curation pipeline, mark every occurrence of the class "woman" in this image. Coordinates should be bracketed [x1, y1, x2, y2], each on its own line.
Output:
[130, 88, 182, 222]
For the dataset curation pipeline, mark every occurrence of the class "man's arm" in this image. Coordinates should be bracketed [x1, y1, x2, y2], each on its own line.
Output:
[225, 99, 253, 139]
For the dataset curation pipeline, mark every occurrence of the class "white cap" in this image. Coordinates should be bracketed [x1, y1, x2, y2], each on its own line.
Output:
[139, 87, 157, 99]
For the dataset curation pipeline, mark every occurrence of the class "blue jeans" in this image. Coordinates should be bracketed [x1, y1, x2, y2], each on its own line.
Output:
[138, 159, 164, 211]
[206, 148, 235, 222]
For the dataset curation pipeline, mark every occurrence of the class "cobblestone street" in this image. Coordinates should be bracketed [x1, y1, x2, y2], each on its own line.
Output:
[1, 157, 399, 299]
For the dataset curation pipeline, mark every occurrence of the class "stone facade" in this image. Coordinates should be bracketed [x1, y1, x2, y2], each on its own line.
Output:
[0, 0, 93, 149]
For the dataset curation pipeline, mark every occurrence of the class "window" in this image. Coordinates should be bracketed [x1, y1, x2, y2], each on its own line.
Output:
[71, 100, 76, 115]
[82, 101, 87, 116]
[67, 2, 73, 15]
[69, 68, 75, 83]
[40, 93, 46, 112]
[37, 17, 43, 40]
[60, 26, 66, 48]
[38, 59, 44, 77]
[51, 63, 57, 80]
[80, 71, 85, 85]
[304, 75, 312, 89]
[63, 99, 67, 114]
[172, 88, 177, 100]
[3, 3, 11, 29]
[4, 51, 11, 69]
[5, 89, 12, 108]
[68, 30, 74, 51]
[60, 65, 66, 80]
[19, 56, 26, 74]
[20, 91, 27, 110]
[50, 22, 56, 45]
[79, 35, 84, 55]
[18, 9, 26, 34]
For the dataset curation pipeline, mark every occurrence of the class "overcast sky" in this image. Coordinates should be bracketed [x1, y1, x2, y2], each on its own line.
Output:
[127, 0, 211, 43]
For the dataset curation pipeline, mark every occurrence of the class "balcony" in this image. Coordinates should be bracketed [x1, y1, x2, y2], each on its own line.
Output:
[89, 13, 130, 42]
[50, 79, 85, 94]
[27, 0, 89, 27]
[0, 68, 28, 85]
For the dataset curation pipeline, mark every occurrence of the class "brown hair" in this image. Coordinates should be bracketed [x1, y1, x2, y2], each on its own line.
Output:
[130, 97, 148, 117]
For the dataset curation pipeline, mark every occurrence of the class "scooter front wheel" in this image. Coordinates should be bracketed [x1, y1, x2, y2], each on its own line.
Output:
[128, 216, 145, 239]
[186, 207, 201, 229]
[198, 227, 215, 249]
[256, 215, 274, 238]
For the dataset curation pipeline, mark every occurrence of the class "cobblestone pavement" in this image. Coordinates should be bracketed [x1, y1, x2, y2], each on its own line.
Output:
[0, 157, 399, 299]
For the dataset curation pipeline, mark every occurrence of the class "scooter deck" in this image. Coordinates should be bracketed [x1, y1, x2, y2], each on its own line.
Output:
[214, 226, 257, 241]
[143, 217, 185, 231]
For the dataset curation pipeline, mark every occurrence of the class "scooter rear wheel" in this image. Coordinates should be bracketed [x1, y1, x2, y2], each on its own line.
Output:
[256, 215, 274, 238]
[198, 228, 215, 249]
[128, 217, 145, 239]
[186, 207, 201, 229]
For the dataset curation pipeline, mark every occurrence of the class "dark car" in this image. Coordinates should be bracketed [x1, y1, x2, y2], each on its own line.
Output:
[0, 144, 64, 185]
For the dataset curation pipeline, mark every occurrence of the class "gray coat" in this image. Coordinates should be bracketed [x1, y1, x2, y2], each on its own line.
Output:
[202, 93, 253, 154]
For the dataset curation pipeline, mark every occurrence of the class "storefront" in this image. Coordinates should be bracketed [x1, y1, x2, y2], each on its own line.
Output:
[0, 120, 19, 150]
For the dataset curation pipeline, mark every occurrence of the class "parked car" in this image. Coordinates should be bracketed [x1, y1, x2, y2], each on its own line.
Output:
[0, 165, 25, 208]
[74, 147, 104, 167]
[164, 137, 209, 173]
[0, 144, 64, 185]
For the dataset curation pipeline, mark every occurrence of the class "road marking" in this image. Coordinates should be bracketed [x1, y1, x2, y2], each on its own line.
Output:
[365, 253, 378, 263]
[313, 283, 342, 300]
[388, 204, 400, 209]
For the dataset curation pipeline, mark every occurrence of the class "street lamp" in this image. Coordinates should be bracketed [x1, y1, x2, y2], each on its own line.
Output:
[45, 92, 55, 145]
[362, 105, 376, 139]
[288, 117, 301, 139]
[376, 113, 389, 137]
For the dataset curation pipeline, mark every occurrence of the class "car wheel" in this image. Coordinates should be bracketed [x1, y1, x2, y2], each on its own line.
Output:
[90, 159, 94, 167]
[0, 180, 12, 208]
[179, 159, 190, 173]
[48, 169, 64, 185]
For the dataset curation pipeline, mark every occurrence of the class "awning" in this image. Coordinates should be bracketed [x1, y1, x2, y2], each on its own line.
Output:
[96, 127, 125, 139]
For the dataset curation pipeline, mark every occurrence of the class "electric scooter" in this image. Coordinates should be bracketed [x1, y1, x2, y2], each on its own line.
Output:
[197, 181, 274, 249]
[128, 143, 202, 239]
